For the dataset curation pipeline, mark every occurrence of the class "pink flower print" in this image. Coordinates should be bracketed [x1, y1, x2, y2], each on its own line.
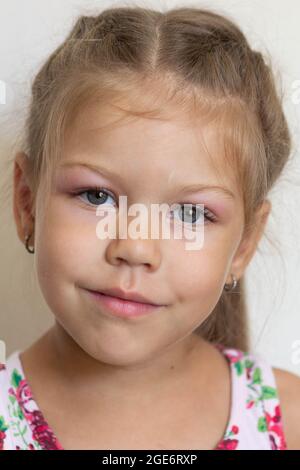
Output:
[9, 370, 33, 415]
[29, 410, 62, 450]
[216, 438, 239, 450]
[0, 416, 8, 451]
[216, 424, 240, 450]
[246, 400, 255, 409]
[15, 379, 32, 414]
[265, 405, 287, 450]
[0, 430, 6, 451]
[225, 350, 244, 364]
[231, 425, 239, 435]
[214, 344, 244, 362]
[9, 369, 63, 450]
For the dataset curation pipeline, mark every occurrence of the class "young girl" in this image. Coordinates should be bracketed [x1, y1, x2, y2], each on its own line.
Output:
[1, 5, 299, 451]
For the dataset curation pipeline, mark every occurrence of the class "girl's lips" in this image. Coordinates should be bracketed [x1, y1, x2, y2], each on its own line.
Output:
[85, 289, 164, 318]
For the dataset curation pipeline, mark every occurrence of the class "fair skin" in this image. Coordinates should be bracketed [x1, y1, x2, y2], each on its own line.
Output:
[13, 101, 300, 449]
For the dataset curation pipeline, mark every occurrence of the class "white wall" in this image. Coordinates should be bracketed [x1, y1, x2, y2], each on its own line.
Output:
[0, 0, 299, 373]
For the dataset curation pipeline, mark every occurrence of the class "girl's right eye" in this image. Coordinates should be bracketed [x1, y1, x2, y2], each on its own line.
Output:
[74, 187, 117, 207]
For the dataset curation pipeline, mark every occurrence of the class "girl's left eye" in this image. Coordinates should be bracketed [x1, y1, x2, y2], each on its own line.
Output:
[73, 187, 116, 207]
[171, 203, 217, 225]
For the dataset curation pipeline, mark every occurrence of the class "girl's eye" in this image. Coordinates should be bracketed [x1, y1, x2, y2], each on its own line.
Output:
[74, 187, 116, 207]
[170, 203, 217, 226]
[72, 190, 216, 226]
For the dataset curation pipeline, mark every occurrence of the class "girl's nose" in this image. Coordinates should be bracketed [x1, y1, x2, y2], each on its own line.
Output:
[105, 237, 161, 272]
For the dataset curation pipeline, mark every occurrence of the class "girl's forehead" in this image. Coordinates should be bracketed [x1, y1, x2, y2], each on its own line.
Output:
[69, 94, 219, 136]
[64, 99, 238, 189]
[68, 101, 225, 156]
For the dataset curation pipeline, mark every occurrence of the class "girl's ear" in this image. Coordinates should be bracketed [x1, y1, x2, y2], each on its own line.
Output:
[226, 199, 272, 282]
[13, 151, 35, 244]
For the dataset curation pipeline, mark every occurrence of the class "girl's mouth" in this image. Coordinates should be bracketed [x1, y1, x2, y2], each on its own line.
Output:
[84, 289, 164, 319]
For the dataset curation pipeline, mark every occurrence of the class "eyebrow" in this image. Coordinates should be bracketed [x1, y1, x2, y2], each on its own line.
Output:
[59, 161, 123, 182]
[177, 183, 236, 200]
[59, 162, 236, 200]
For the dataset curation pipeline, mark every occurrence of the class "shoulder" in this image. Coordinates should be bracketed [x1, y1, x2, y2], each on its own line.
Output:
[273, 367, 300, 450]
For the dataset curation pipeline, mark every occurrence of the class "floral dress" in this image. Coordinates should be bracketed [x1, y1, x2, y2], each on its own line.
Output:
[0, 344, 287, 450]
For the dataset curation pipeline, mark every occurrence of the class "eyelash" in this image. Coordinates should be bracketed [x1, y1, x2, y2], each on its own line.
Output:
[73, 186, 217, 225]
[73, 186, 116, 207]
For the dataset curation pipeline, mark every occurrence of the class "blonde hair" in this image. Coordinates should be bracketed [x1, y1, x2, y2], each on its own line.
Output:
[6, 5, 292, 351]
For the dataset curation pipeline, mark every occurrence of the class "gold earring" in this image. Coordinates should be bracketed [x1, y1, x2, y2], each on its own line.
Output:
[25, 232, 34, 254]
[224, 273, 237, 292]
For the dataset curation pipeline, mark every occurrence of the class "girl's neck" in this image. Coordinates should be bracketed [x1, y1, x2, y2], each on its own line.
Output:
[21, 322, 217, 408]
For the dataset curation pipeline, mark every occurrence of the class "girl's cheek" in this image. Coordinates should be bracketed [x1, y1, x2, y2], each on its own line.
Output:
[47, 192, 96, 228]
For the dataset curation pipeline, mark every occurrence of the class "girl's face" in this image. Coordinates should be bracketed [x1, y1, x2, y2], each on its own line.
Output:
[21, 102, 259, 366]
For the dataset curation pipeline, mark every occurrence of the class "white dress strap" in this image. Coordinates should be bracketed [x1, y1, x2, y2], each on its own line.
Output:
[216, 346, 287, 450]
